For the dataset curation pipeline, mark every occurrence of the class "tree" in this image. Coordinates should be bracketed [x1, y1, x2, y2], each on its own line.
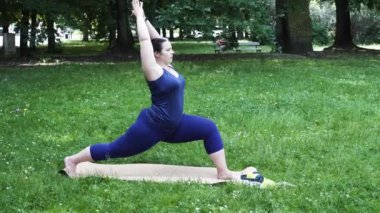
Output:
[19, 9, 29, 56]
[0, 0, 21, 33]
[325, 0, 380, 50]
[22, 0, 72, 53]
[63, 1, 107, 42]
[113, 0, 135, 52]
[156, 0, 271, 42]
[328, 0, 356, 49]
[275, 0, 313, 54]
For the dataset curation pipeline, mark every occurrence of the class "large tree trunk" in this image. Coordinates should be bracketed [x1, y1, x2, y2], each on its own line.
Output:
[82, 13, 91, 42]
[114, 0, 134, 52]
[162, 28, 167, 37]
[107, 0, 117, 49]
[46, 13, 56, 53]
[20, 10, 30, 57]
[169, 28, 174, 39]
[2, 25, 9, 33]
[329, 0, 357, 49]
[275, 0, 313, 54]
[30, 10, 37, 50]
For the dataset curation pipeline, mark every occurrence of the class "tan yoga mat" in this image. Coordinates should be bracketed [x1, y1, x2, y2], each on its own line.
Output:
[73, 162, 281, 188]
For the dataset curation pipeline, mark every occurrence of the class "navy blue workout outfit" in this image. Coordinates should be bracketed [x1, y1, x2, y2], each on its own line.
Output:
[90, 67, 224, 161]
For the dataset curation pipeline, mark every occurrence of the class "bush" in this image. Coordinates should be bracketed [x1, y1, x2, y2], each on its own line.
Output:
[309, 1, 334, 45]
[351, 6, 380, 44]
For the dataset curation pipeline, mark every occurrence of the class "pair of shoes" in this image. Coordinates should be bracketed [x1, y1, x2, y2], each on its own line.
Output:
[240, 171, 264, 186]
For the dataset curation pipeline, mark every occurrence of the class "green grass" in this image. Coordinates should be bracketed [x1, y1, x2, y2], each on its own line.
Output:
[35, 40, 109, 56]
[31, 40, 379, 56]
[1, 57, 379, 212]
[33, 40, 272, 56]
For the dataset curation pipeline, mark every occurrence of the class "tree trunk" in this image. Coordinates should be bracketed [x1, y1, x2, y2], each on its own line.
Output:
[46, 13, 56, 53]
[82, 14, 91, 42]
[20, 10, 30, 57]
[275, 0, 287, 52]
[169, 28, 174, 39]
[275, 0, 313, 54]
[179, 28, 183, 39]
[108, 28, 116, 49]
[107, 0, 117, 49]
[2, 25, 9, 33]
[162, 28, 167, 37]
[330, 0, 356, 49]
[244, 30, 249, 39]
[237, 28, 244, 39]
[30, 10, 37, 50]
[115, 0, 134, 52]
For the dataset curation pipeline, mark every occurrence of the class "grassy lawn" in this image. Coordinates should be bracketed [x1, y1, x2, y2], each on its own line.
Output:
[1, 57, 379, 212]
[30, 40, 380, 57]
[33, 40, 273, 57]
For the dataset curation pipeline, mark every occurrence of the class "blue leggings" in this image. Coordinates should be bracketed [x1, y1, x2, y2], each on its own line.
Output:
[90, 109, 224, 161]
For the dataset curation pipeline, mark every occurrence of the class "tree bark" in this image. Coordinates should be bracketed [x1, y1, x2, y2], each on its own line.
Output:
[162, 28, 167, 37]
[275, 0, 313, 54]
[107, 0, 117, 49]
[82, 13, 91, 42]
[2, 25, 9, 33]
[169, 28, 174, 39]
[30, 10, 37, 50]
[82, 26, 90, 42]
[114, 0, 134, 52]
[330, 0, 356, 49]
[20, 10, 30, 57]
[46, 13, 56, 53]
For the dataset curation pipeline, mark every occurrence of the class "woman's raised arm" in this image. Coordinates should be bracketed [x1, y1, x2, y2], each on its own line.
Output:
[132, 0, 162, 81]
[145, 19, 161, 39]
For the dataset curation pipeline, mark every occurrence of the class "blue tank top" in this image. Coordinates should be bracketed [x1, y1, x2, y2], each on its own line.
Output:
[146, 68, 185, 133]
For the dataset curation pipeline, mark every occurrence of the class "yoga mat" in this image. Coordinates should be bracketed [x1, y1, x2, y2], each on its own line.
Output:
[72, 162, 281, 188]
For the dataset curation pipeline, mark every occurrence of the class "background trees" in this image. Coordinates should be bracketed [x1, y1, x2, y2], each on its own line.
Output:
[0, 0, 379, 57]
[275, 0, 313, 54]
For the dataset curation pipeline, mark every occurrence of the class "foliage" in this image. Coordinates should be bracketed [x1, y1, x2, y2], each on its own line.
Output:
[0, 0, 22, 26]
[59, 0, 111, 41]
[156, 0, 273, 44]
[1, 58, 379, 212]
[309, 1, 335, 45]
[317, 0, 380, 47]
[351, 5, 380, 44]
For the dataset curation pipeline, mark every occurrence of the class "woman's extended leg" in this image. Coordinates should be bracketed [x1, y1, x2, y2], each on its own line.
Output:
[64, 111, 163, 176]
[165, 114, 240, 180]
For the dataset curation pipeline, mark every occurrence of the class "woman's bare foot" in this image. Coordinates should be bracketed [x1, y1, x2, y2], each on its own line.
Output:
[64, 157, 77, 177]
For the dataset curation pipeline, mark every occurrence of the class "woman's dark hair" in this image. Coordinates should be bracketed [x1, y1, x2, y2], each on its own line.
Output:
[151, 38, 168, 53]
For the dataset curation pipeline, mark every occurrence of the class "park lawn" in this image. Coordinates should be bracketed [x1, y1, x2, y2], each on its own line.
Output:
[35, 40, 109, 56]
[31, 39, 379, 56]
[0, 57, 379, 212]
[33, 40, 273, 56]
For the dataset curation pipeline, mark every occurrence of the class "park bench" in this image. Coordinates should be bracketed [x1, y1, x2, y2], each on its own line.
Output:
[235, 41, 262, 53]
[213, 41, 262, 54]
[213, 43, 227, 54]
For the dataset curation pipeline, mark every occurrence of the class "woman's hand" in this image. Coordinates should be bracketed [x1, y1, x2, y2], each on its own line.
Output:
[132, 0, 144, 18]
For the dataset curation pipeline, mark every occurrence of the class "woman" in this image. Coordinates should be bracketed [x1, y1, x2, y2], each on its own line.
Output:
[63, 0, 242, 180]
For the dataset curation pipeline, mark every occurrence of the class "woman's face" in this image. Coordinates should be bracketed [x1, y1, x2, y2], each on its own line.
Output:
[156, 41, 175, 64]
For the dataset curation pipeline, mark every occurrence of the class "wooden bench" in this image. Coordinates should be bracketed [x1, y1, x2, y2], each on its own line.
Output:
[235, 41, 262, 53]
[213, 41, 262, 53]
[213, 43, 227, 54]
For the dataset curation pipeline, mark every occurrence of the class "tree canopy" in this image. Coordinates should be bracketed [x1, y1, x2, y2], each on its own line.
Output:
[0, 0, 379, 57]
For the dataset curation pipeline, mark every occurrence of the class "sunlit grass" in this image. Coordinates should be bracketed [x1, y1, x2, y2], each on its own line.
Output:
[30, 40, 379, 56]
[0, 57, 379, 212]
